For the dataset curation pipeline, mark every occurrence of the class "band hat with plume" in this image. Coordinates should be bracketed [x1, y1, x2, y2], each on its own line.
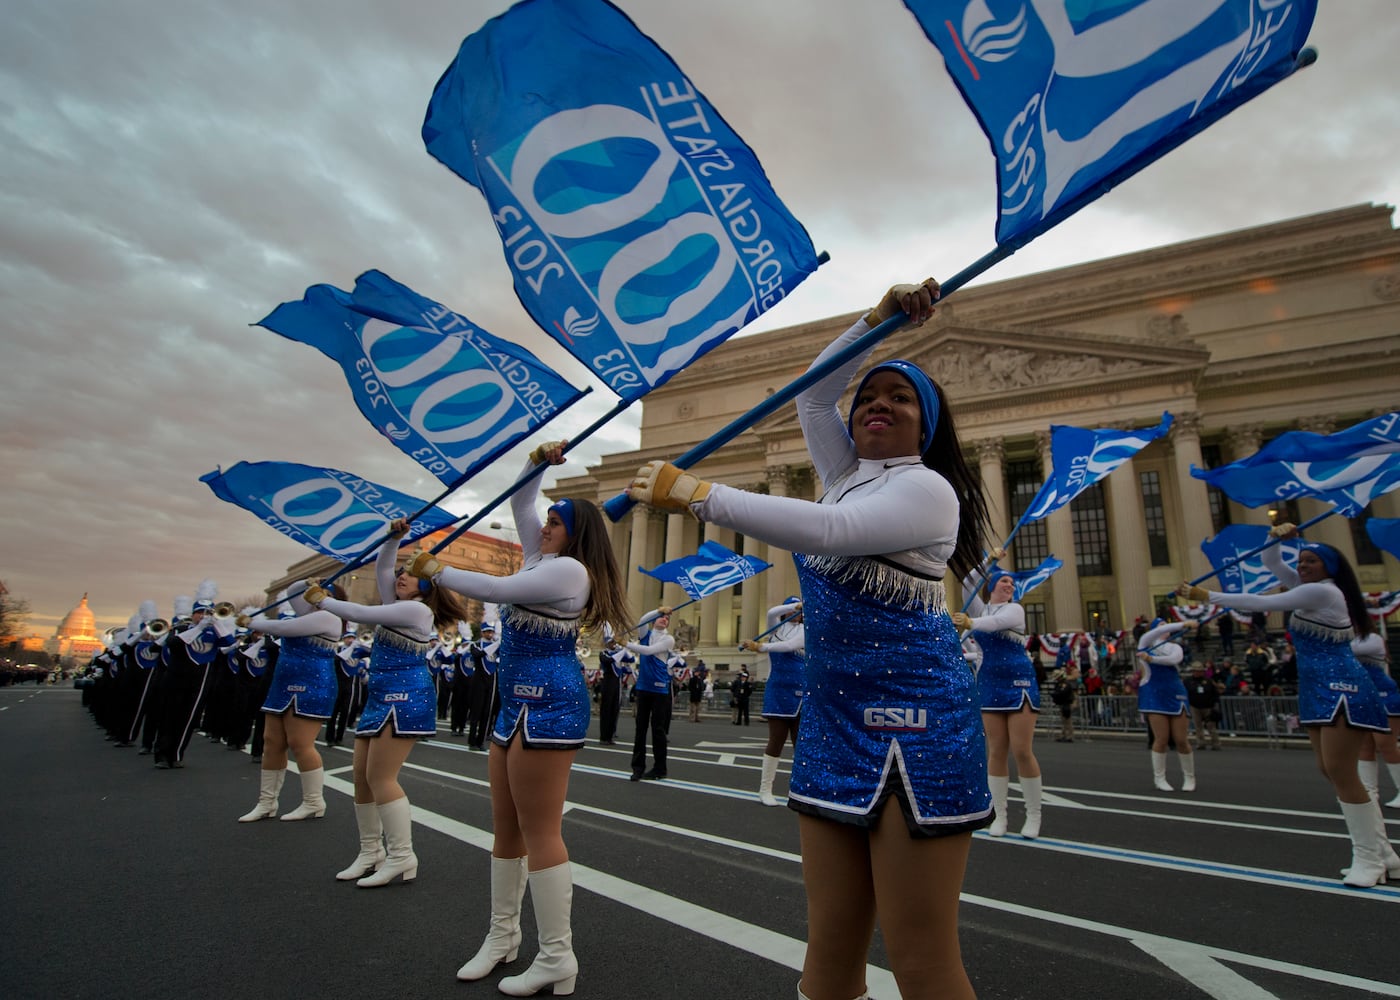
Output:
[193, 578, 219, 612]
[173, 595, 194, 619]
[137, 600, 158, 624]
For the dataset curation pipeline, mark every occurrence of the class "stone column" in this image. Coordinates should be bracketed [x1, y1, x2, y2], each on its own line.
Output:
[699, 521, 724, 646]
[1038, 430, 1081, 630]
[1223, 423, 1264, 528]
[975, 438, 1009, 543]
[765, 465, 797, 610]
[1169, 411, 1214, 580]
[741, 531, 764, 645]
[1105, 456, 1152, 627]
[661, 513, 689, 610]
[625, 506, 652, 619]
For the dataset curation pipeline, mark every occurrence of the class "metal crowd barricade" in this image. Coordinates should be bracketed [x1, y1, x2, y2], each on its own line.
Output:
[1037, 691, 1304, 744]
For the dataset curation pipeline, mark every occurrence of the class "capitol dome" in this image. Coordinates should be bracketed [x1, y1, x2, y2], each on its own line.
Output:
[56, 593, 97, 639]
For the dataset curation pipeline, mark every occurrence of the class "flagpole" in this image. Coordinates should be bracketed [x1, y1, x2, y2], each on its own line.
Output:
[602, 243, 1020, 523]
[740, 608, 802, 648]
[1187, 508, 1336, 587]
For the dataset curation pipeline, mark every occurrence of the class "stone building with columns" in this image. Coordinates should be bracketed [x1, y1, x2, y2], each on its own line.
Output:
[549, 204, 1400, 676]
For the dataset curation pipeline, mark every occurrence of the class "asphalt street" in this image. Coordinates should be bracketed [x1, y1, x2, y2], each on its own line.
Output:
[4, 685, 1398, 1000]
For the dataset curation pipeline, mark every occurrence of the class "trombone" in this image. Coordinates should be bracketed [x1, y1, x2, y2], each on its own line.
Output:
[144, 618, 170, 638]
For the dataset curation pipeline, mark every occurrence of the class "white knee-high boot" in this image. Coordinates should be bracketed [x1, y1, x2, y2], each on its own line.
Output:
[357, 797, 417, 887]
[1151, 751, 1174, 791]
[499, 861, 578, 997]
[987, 774, 1009, 836]
[1179, 753, 1197, 792]
[759, 755, 782, 806]
[1359, 759, 1380, 800]
[1020, 776, 1043, 839]
[281, 766, 327, 821]
[456, 856, 529, 980]
[238, 768, 285, 822]
[336, 802, 385, 881]
[1340, 798, 1388, 888]
[1384, 762, 1400, 808]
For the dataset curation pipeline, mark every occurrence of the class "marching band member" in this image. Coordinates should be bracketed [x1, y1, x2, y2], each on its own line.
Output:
[741, 597, 806, 807]
[407, 441, 629, 996]
[448, 623, 475, 737]
[154, 582, 235, 769]
[628, 278, 990, 1000]
[953, 558, 1044, 837]
[467, 623, 501, 750]
[597, 626, 633, 746]
[626, 607, 675, 781]
[1179, 525, 1395, 887]
[1351, 631, 1400, 807]
[236, 585, 343, 823]
[1131, 618, 1198, 793]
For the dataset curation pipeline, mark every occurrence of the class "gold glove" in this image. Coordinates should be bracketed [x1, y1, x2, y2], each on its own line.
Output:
[627, 461, 712, 514]
[529, 440, 568, 465]
[303, 580, 328, 607]
[864, 278, 940, 328]
[1176, 582, 1210, 603]
[740, 639, 760, 652]
[951, 612, 972, 630]
[1269, 521, 1298, 539]
[406, 549, 442, 580]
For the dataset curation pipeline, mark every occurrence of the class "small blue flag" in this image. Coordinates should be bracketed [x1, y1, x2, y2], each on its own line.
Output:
[639, 540, 771, 602]
[1025, 413, 1174, 520]
[201, 461, 457, 559]
[1366, 518, 1400, 562]
[422, 0, 821, 399]
[258, 270, 586, 485]
[1006, 555, 1062, 601]
[906, 0, 1318, 247]
[1200, 524, 1299, 594]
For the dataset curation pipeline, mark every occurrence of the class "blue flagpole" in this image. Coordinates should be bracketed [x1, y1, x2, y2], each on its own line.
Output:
[740, 608, 802, 648]
[1187, 508, 1336, 587]
[602, 243, 1019, 523]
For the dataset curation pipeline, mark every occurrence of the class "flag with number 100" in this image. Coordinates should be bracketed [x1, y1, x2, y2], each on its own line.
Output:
[422, 0, 821, 400]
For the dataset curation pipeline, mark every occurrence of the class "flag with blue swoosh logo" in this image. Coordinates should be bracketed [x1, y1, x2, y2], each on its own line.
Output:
[1192, 450, 1400, 514]
[905, 0, 1318, 246]
[639, 541, 771, 602]
[1006, 555, 1062, 601]
[257, 270, 586, 485]
[422, 0, 821, 399]
[1024, 413, 1174, 519]
[1200, 525, 1299, 594]
[201, 461, 458, 559]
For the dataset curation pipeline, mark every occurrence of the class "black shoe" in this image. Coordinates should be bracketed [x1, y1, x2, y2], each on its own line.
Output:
[154, 760, 171, 770]
[251, 755, 262, 763]
[642, 770, 665, 781]
[227, 743, 245, 751]
[115, 741, 134, 748]
[599, 739, 615, 746]
[629, 772, 644, 782]
[137, 747, 152, 755]
[171, 760, 184, 768]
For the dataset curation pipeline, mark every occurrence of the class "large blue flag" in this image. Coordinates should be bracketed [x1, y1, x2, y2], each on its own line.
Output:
[201, 462, 457, 559]
[1200, 524, 1299, 594]
[906, 0, 1318, 246]
[1024, 413, 1174, 520]
[422, 0, 821, 399]
[1006, 555, 1062, 601]
[1240, 412, 1400, 461]
[639, 541, 770, 602]
[1192, 451, 1400, 511]
[1366, 518, 1400, 561]
[258, 270, 586, 485]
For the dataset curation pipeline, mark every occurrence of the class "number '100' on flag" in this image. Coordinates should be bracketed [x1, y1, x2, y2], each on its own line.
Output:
[258, 270, 587, 486]
[906, 0, 1318, 247]
[422, 0, 821, 400]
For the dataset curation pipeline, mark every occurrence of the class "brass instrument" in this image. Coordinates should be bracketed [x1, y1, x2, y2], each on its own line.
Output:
[357, 629, 375, 643]
[212, 601, 237, 620]
[145, 618, 170, 638]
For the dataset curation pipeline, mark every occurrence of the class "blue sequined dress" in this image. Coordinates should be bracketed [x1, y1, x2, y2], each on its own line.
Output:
[356, 627, 436, 737]
[971, 625, 1039, 713]
[492, 605, 590, 750]
[1290, 614, 1386, 730]
[261, 634, 338, 719]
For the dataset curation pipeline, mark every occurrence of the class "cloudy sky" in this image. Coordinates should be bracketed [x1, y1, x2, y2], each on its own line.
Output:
[3, 0, 1397, 636]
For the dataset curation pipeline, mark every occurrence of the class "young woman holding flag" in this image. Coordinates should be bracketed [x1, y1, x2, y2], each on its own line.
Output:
[628, 279, 990, 1000]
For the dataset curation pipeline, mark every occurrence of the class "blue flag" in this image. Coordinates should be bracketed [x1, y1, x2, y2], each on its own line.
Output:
[1007, 556, 1062, 601]
[639, 541, 770, 602]
[1240, 412, 1400, 461]
[258, 270, 586, 485]
[422, 0, 821, 399]
[1192, 451, 1400, 511]
[1200, 525, 1299, 594]
[1366, 518, 1400, 561]
[201, 461, 457, 559]
[1025, 413, 1174, 520]
[906, 0, 1318, 246]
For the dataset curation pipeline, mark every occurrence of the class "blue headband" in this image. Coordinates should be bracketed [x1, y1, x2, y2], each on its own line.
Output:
[783, 595, 801, 605]
[985, 569, 1013, 590]
[1300, 541, 1340, 576]
[847, 359, 941, 453]
[548, 499, 576, 538]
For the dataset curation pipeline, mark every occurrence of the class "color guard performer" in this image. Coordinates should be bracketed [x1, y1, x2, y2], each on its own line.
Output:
[741, 597, 806, 807]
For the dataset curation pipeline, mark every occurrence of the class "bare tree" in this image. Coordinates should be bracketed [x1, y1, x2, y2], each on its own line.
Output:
[0, 582, 31, 642]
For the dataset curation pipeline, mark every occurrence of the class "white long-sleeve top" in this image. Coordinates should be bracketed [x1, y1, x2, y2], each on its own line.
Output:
[695, 318, 958, 579]
[433, 457, 590, 618]
[318, 531, 435, 641]
[1137, 621, 1187, 666]
[758, 603, 805, 653]
[959, 567, 1026, 633]
[1207, 545, 1352, 629]
[627, 608, 675, 658]
[1351, 632, 1387, 666]
[248, 608, 341, 642]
